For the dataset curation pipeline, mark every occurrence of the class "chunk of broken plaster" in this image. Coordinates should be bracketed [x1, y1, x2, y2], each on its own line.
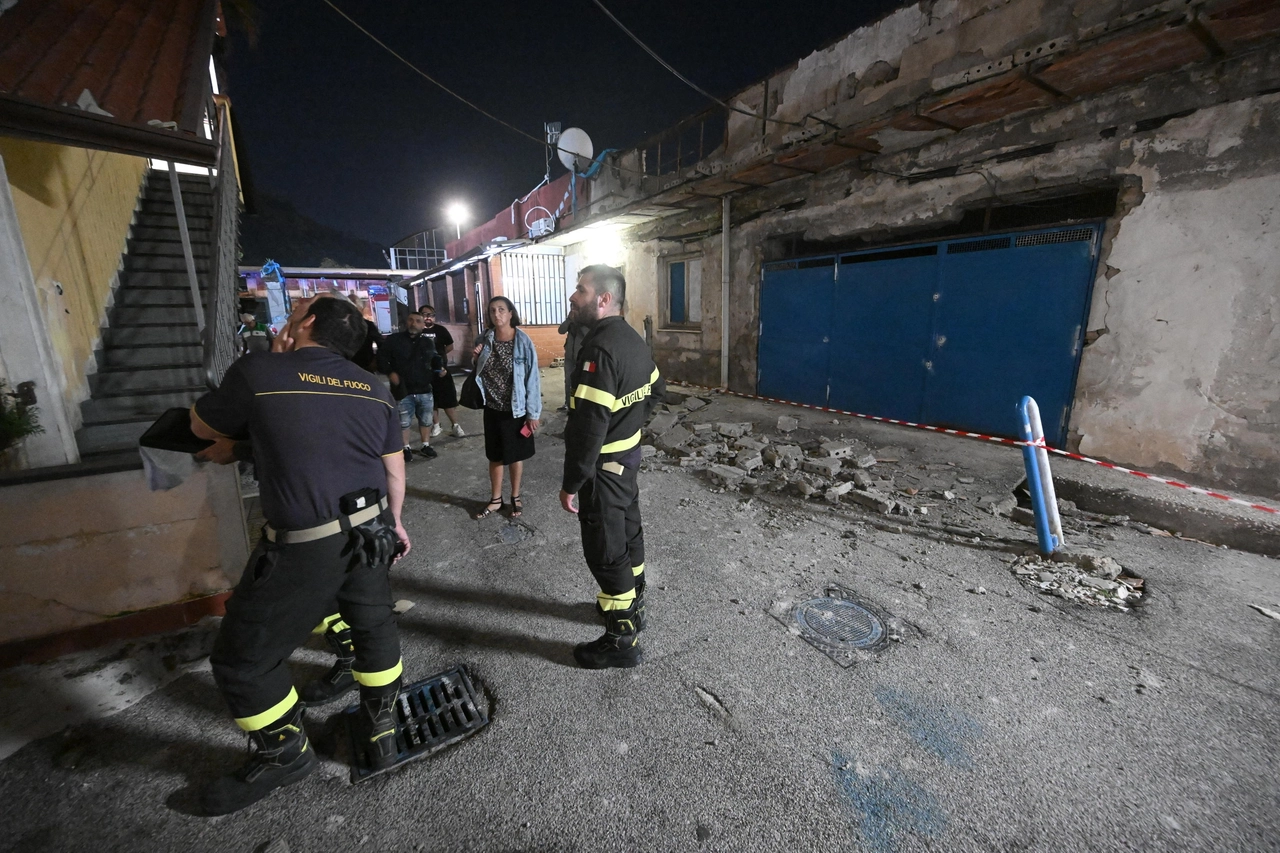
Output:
[776, 415, 799, 433]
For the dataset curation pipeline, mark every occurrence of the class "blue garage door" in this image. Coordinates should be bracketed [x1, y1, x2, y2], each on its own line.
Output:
[757, 225, 1100, 445]
[757, 257, 837, 405]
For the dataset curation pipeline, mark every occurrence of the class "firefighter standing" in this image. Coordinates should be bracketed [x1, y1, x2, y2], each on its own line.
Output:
[190, 296, 410, 815]
[559, 265, 664, 669]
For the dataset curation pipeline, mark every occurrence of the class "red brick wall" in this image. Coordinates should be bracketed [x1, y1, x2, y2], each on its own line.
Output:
[523, 324, 566, 369]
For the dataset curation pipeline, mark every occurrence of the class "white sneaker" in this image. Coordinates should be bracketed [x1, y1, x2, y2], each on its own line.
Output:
[430, 423, 443, 437]
[452, 423, 466, 437]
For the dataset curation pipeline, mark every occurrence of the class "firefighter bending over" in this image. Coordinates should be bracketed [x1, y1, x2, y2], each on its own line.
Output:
[190, 296, 410, 815]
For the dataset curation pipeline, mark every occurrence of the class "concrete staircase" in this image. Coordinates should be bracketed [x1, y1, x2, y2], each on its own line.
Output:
[76, 171, 215, 458]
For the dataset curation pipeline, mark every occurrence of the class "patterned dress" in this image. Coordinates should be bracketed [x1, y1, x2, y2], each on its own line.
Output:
[481, 338, 515, 412]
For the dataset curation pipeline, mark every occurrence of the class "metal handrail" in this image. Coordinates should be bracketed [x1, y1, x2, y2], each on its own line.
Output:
[203, 99, 241, 389]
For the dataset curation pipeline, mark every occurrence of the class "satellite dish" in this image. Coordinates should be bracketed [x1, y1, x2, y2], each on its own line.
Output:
[557, 127, 594, 173]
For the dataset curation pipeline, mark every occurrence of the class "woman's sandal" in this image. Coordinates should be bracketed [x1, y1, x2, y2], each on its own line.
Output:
[510, 495, 523, 517]
[472, 497, 503, 520]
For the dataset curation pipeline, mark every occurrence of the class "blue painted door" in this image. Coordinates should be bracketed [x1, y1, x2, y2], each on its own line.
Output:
[755, 226, 1100, 445]
[829, 246, 939, 422]
[922, 227, 1099, 444]
[757, 259, 836, 406]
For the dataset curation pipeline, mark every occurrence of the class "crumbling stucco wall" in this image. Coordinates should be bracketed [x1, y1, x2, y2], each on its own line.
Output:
[1074, 97, 1280, 496]
[0, 464, 247, 644]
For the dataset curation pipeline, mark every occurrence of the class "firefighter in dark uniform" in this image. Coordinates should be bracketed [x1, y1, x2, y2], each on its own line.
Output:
[189, 296, 410, 815]
[559, 264, 664, 669]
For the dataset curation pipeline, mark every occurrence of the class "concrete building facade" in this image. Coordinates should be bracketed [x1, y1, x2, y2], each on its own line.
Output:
[561, 0, 1280, 500]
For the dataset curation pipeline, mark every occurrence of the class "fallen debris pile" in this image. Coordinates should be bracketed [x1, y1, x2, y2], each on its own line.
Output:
[1008, 548, 1145, 612]
[641, 397, 997, 521]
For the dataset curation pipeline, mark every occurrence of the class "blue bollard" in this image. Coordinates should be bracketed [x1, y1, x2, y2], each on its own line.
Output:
[1018, 396, 1063, 555]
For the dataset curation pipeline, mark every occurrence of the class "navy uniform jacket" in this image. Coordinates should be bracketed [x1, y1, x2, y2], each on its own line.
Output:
[562, 315, 664, 494]
[193, 347, 402, 530]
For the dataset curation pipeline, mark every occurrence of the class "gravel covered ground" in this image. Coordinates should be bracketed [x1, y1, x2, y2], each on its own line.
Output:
[1, 370, 1277, 853]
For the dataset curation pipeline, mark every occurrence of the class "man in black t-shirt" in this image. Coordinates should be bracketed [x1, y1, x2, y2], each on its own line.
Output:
[190, 297, 410, 815]
[420, 307, 465, 438]
[378, 311, 445, 460]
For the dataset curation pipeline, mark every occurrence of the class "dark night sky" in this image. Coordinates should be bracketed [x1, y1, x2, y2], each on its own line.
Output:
[225, 1, 904, 247]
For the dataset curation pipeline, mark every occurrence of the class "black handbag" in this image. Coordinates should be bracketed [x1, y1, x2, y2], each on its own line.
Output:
[459, 371, 484, 409]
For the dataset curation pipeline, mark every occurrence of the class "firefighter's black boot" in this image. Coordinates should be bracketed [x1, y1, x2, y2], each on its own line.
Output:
[199, 703, 317, 816]
[574, 603, 642, 669]
[300, 626, 356, 705]
[596, 571, 646, 630]
[361, 682, 401, 772]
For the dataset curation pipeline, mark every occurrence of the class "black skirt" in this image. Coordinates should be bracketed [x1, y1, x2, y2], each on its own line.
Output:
[483, 407, 536, 465]
[432, 372, 459, 409]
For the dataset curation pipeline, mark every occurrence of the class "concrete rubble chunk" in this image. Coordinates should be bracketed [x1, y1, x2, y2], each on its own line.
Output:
[850, 470, 874, 489]
[717, 422, 752, 438]
[848, 489, 896, 514]
[685, 397, 709, 411]
[825, 481, 854, 502]
[776, 415, 799, 433]
[1010, 506, 1035, 525]
[640, 445, 657, 458]
[692, 423, 714, 432]
[735, 451, 764, 472]
[708, 465, 746, 486]
[795, 481, 819, 498]
[657, 426, 694, 452]
[849, 453, 879, 469]
[957, 476, 976, 484]
[802, 457, 842, 477]
[735, 437, 768, 453]
[978, 495, 1018, 516]
[647, 412, 680, 436]
[821, 441, 855, 459]
[1079, 576, 1119, 591]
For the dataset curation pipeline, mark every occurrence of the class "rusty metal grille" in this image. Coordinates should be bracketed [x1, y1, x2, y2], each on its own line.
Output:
[1014, 228, 1094, 247]
[346, 664, 489, 782]
[947, 236, 1012, 254]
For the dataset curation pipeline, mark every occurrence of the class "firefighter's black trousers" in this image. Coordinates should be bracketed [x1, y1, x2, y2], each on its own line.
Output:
[578, 462, 645, 605]
[211, 529, 401, 731]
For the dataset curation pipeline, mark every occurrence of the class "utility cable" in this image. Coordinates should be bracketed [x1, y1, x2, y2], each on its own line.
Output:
[588, 0, 811, 129]
[320, 0, 547, 147]
[320, 0, 653, 176]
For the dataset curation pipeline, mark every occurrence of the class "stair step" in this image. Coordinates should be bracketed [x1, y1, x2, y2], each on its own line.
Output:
[126, 241, 213, 257]
[133, 213, 214, 231]
[98, 343, 203, 369]
[103, 325, 202, 347]
[75, 420, 153, 455]
[81, 388, 206, 422]
[114, 287, 198, 307]
[124, 256, 213, 273]
[120, 270, 213, 289]
[90, 365, 205, 395]
[141, 196, 215, 213]
[111, 305, 199, 325]
[131, 226, 213, 243]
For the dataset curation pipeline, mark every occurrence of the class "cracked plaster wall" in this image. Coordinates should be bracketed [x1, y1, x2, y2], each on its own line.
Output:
[1074, 97, 1280, 497]
[0, 464, 248, 644]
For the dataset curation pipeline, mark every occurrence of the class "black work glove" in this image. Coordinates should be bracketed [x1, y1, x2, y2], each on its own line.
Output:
[352, 521, 398, 571]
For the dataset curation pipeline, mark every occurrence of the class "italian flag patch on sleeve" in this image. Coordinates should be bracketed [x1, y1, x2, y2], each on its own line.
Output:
[583, 361, 597, 373]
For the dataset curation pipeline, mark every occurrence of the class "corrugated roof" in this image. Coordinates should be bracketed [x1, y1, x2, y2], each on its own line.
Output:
[0, 0, 219, 163]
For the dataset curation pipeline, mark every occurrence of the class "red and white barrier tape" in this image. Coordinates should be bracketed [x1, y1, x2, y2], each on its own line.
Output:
[667, 381, 1279, 516]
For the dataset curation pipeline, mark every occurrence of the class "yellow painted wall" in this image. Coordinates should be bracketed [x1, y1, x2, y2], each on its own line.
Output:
[0, 139, 146, 425]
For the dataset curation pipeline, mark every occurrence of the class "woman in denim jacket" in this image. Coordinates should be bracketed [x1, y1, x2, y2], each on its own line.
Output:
[471, 296, 542, 518]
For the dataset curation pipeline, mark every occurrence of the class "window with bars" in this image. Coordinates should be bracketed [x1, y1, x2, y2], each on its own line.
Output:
[499, 252, 567, 325]
[664, 255, 702, 329]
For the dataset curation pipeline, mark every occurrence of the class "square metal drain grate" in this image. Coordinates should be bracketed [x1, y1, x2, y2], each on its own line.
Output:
[771, 585, 894, 667]
[344, 664, 488, 782]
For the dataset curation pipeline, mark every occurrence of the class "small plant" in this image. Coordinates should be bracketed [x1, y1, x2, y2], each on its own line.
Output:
[0, 380, 43, 452]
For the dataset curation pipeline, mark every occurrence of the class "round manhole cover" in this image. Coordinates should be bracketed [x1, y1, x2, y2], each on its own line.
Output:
[793, 597, 886, 651]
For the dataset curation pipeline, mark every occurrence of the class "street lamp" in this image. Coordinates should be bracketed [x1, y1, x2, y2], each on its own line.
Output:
[446, 202, 468, 240]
